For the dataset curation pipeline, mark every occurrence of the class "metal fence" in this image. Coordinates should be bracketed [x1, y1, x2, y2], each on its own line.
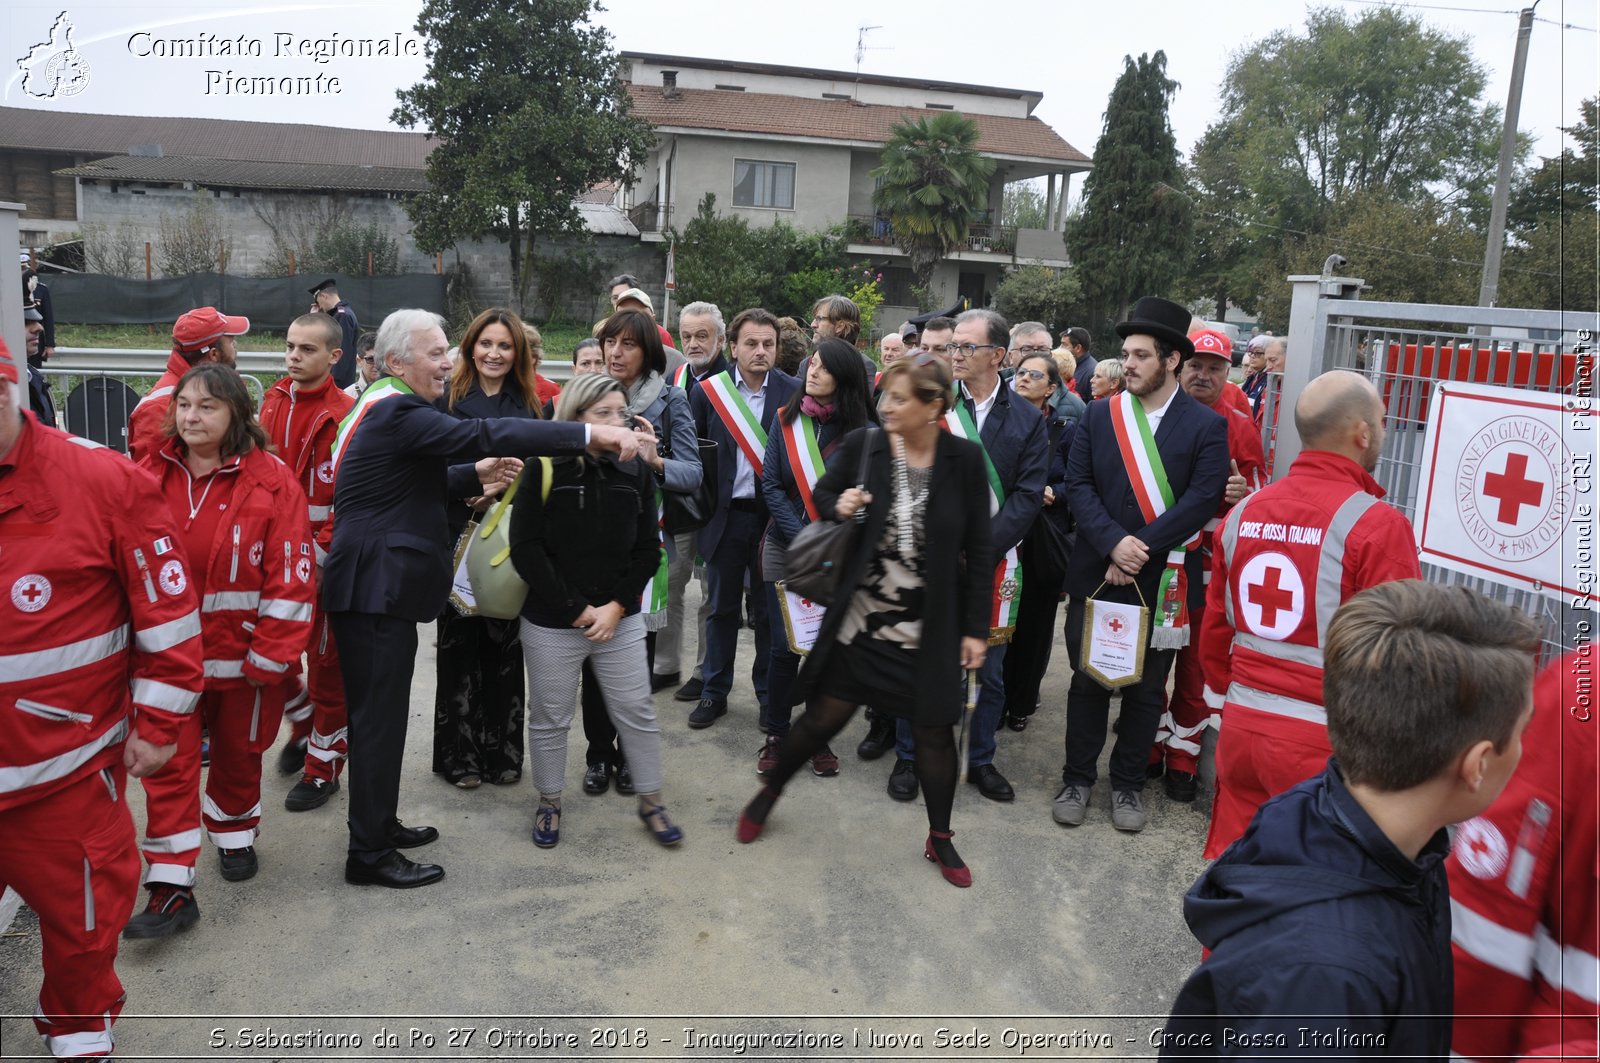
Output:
[1279, 274, 1597, 664]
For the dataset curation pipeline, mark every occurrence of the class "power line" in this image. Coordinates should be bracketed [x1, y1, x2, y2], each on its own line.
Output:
[1328, 0, 1595, 31]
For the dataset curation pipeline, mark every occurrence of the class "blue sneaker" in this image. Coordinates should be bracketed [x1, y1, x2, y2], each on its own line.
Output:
[532, 804, 560, 848]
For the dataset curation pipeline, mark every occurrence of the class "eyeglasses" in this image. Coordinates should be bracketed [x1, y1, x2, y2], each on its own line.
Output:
[1014, 367, 1050, 382]
[1013, 345, 1053, 356]
[357, 354, 376, 365]
[948, 343, 998, 358]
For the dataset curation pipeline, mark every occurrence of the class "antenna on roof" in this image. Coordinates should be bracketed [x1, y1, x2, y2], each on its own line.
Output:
[853, 24, 886, 102]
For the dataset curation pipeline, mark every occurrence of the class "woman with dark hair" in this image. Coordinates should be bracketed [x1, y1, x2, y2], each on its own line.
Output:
[510, 373, 682, 849]
[736, 355, 993, 888]
[432, 307, 540, 789]
[1001, 353, 1077, 732]
[576, 309, 701, 795]
[130, 363, 314, 917]
[754, 337, 874, 776]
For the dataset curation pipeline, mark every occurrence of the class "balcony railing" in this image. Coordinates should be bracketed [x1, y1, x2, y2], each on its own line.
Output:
[845, 214, 1017, 255]
[628, 202, 672, 232]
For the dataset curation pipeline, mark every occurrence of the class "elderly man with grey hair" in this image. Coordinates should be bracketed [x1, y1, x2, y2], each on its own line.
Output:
[323, 309, 641, 889]
[652, 300, 728, 699]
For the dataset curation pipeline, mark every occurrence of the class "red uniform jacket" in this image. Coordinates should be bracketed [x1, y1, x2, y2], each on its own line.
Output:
[1219, 381, 1253, 420]
[126, 350, 192, 464]
[1200, 449, 1421, 722]
[1449, 646, 1599, 1060]
[141, 441, 314, 690]
[258, 375, 354, 564]
[0, 414, 204, 812]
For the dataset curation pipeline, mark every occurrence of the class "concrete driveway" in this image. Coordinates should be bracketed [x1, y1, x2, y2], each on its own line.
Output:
[1, 601, 1212, 1060]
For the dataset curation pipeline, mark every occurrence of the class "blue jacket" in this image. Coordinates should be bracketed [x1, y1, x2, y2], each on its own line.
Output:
[1072, 352, 1098, 404]
[1041, 407, 1077, 541]
[958, 379, 1049, 559]
[1161, 762, 1453, 1059]
[690, 366, 799, 560]
[1063, 387, 1228, 602]
[322, 388, 587, 622]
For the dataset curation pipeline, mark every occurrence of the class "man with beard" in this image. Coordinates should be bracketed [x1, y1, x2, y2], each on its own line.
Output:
[1053, 297, 1229, 833]
[1197, 370, 1420, 858]
[657, 301, 726, 700]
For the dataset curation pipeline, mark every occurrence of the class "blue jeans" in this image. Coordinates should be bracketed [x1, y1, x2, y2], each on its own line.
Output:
[895, 642, 1007, 767]
[701, 506, 769, 706]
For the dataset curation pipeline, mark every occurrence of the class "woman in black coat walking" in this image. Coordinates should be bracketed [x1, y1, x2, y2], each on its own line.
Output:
[735, 355, 992, 887]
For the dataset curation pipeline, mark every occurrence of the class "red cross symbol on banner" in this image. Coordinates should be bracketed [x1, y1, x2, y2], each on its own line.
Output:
[1247, 566, 1296, 628]
[1108, 616, 1125, 634]
[1482, 452, 1544, 525]
[20, 581, 44, 605]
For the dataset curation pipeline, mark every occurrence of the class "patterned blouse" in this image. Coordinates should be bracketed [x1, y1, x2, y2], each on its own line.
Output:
[838, 462, 932, 650]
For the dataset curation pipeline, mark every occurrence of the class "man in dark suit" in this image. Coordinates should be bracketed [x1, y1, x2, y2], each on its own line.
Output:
[1063, 327, 1098, 404]
[310, 279, 360, 390]
[888, 309, 1048, 804]
[686, 308, 799, 729]
[324, 308, 639, 888]
[1054, 297, 1229, 833]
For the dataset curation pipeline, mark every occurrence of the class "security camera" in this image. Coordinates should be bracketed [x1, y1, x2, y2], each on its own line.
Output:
[1322, 253, 1349, 276]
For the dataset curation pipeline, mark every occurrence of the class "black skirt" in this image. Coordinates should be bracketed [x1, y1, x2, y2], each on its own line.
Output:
[818, 636, 961, 727]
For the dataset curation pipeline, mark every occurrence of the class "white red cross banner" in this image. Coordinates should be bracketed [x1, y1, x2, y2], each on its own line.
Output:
[1412, 381, 1595, 609]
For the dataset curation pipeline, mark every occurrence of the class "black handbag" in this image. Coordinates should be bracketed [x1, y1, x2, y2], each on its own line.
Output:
[659, 399, 718, 536]
[783, 429, 876, 606]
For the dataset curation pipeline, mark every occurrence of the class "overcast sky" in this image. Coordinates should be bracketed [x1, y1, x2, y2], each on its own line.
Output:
[3, 0, 1593, 186]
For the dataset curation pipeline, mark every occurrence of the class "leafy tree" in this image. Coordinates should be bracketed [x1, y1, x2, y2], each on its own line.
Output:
[1001, 181, 1050, 229]
[871, 112, 996, 296]
[1509, 96, 1598, 232]
[1067, 51, 1192, 329]
[992, 264, 1084, 331]
[392, 0, 654, 313]
[1500, 98, 1599, 312]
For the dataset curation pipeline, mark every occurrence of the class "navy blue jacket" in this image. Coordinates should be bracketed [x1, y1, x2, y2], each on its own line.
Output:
[1063, 387, 1228, 602]
[958, 379, 1048, 559]
[1040, 407, 1077, 541]
[1071, 352, 1098, 404]
[1161, 762, 1453, 1059]
[690, 366, 799, 560]
[322, 388, 587, 623]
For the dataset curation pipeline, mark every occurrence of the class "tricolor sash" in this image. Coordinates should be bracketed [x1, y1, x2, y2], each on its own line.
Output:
[330, 376, 411, 480]
[671, 362, 692, 389]
[940, 397, 1021, 643]
[640, 493, 670, 629]
[1108, 390, 1201, 648]
[700, 371, 767, 477]
[779, 414, 826, 522]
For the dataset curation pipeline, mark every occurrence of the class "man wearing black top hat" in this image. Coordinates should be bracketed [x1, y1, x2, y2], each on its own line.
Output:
[1052, 296, 1229, 833]
[309, 278, 360, 389]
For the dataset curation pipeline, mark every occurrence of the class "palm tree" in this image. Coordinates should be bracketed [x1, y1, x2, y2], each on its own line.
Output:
[872, 112, 996, 299]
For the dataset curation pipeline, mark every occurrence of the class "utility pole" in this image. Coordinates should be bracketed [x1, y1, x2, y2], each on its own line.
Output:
[1478, 4, 1538, 307]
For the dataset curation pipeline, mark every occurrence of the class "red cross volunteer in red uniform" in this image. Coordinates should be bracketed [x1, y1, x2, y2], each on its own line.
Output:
[126, 307, 249, 462]
[1150, 329, 1267, 800]
[1447, 644, 1599, 1060]
[0, 338, 204, 1060]
[258, 314, 355, 809]
[1200, 369, 1420, 858]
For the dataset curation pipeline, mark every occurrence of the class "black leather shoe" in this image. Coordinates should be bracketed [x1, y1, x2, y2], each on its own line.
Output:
[673, 677, 704, 703]
[276, 737, 307, 776]
[614, 760, 635, 796]
[1146, 760, 1166, 779]
[968, 764, 1016, 802]
[856, 716, 895, 760]
[345, 852, 444, 888]
[688, 697, 727, 729]
[582, 761, 611, 795]
[388, 823, 440, 849]
[651, 671, 681, 693]
[887, 757, 919, 801]
[1003, 713, 1029, 732]
[1163, 769, 1199, 803]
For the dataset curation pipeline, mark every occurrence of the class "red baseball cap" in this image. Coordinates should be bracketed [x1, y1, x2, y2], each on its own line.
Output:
[0, 336, 17, 385]
[1190, 329, 1233, 363]
[173, 307, 249, 353]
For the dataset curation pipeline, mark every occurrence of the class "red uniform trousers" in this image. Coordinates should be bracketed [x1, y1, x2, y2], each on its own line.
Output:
[1152, 638, 1209, 774]
[0, 765, 139, 1059]
[301, 603, 349, 782]
[140, 683, 289, 882]
[1203, 704, 1330, 860]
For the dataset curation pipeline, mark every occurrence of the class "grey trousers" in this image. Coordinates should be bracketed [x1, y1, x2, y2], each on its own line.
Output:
[521, 615, 663, 797]
[654, 530, 710, 680]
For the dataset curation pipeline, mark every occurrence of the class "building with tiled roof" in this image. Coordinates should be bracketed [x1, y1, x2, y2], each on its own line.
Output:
[617, 53, 1089, 313]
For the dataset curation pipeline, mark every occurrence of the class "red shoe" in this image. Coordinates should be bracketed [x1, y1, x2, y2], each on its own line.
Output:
[755, 735, 781, 776]
[810, 744, 840, 777]
[737, 786, 778, 844]
[924, 829, 972, 888]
